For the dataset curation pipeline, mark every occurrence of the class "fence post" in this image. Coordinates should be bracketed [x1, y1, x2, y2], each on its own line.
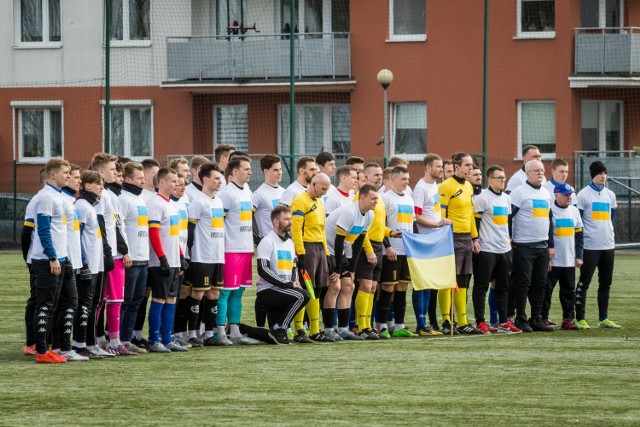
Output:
[628, 178, 632, 244]
[13, 160, 17, 244]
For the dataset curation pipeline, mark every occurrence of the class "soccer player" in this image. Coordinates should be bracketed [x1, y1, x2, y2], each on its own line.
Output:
[72, 171, 107, 358]
[438, 153, 482, 335]
[290, 173, 332, 342]
[171, 172, 192, 347]
[469, 166, 483, 197]
[442, 160, 454, 181]
[345, 156, 365, 172]
[256, 205, 311, 344]
[217, 155, 259, 345]
[412, 154, 450, 336]
[506, 145, 545, 193]
[508, 159, 554, 332]
[186, 163, 226, 346]
[575, 161, 620, 329]
[325, 165, 357, 214]
[140, 158, 160, 201]
[118, 162, 150, 353]
[214, 143, 236, 189]
[279, 156, 317, 207]
[543, 158, 570, 200]
[472, 165, 521, 334]
[316, 151, 337, 201]
[29, 158, 71, 363]
[542, 183, 583, 331]
[252, 154, 285, 241]
[147, 167, 189, 352]
[185, 156, 212, 201]
[377, 166, 417, 338]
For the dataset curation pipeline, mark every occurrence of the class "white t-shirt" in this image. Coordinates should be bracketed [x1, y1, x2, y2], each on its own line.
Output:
[141, 188, 155, 203]
[382, 190, 415, 255]
[119, 189, 150, 262]
[256, 230, 298, 293]
[75, 197, 104, 273]
[218, 182, 254, 253]
[188, 193, 225, 264]
[97, 189, 118, 258]
[473, 189, 512, 254]
[279, 181, 307, 207]
[550, 202, 583, 267]
[30, 184, 67, 262]
[172, 197, 190, 259]
[185, 182, 204, 202]
[322, 184, 337, 206]
[325, 202, 374, 256]
[510, 183, 552, 244]
[324, 187, 353, 215]
[413, 179, 442, 234]
[575, 184, 617, 250]
[147, 194, 181, 268]
[252, 183, 285, 238]
[506, 168, 547, 194]
[61, 190, 82, 269]
[23, 190, 44, 264]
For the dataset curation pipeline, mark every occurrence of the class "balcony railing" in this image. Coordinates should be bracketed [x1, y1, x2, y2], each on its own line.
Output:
[574, 27, 640, 74]
[166, 32, 351, 82]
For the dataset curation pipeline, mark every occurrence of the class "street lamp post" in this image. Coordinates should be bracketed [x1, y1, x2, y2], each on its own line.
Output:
[377, 69, 394, 168]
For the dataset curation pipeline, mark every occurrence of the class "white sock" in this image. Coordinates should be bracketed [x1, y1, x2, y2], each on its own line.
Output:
[188, 330, 197, 339]
[388, 320, 395, 329]
[204, 331, 214, 339]
[229, 324, 242, 338]
[217, 325, 227, 338]
[273, 323, 281, 330]
[395, 323, 405, 330]
[109, 338, 121, 348]
[380, 323, 388, 330]
[338, 327, 348, 333]
[73, 341, 86, 349]
[96, 336, 107, 345]
[133, 330, 143, 340]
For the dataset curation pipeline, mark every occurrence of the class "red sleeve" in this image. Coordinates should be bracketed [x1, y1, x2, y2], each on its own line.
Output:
[414, 206, 423, 216]
[149, 227, 165, 258]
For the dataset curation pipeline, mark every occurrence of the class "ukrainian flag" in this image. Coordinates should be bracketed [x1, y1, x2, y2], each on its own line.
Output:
[433, 193, 441, 214]
[240, 201, 252, 221]
[137, 206, 149, 227]
[397, 204, 413, 224]
[277, 250, 293, 270]
[169, 215, 180, 236]
[592, 202, 610, 221]
[211, 208, 224, 229]
[492, 206, 508, 226]
[402, 226, 457, 290]
[555, 218, 575, 237]
[532, 199, 549, 218]
[345, 224, 365, 243]
[179, 209, 188, 231]
[73, 210, 80, 231]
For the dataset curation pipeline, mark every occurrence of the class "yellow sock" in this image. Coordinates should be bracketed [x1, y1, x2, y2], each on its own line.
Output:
[307, 298, 321, 335]
[454, 288, 468, 326]
[355, 291, 370, 331]
[438, 288, 452, 323]
[294, 307, 305, 332]
[367, 292, 375, 329]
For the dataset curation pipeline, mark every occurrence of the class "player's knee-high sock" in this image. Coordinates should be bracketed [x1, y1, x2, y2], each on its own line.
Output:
[147, 300, 162, 344]
[294, 307, 305, 332]
[134, 295, 148, 340]
[173, 298, 189, 335]
[228, 288, 244, 325]
[106, 302, 121, 345]
[216, 290, 231, 336]
[378, 289, 392, 328]
[454, 288, 469, 326]
[203, 298, 217, 338]
[393, 290, 407, 327]
[412, 290, 427, 330]
[186, 296, 201, 337]
[488, 287, 498, 325]
[367, 292, 375, 329]
[307, 297, 321, 335]
[438, 289, 452, 323]
[255, 297, 267, 327]
[355, 291, 369, 331]
[160, 302, 175, 345]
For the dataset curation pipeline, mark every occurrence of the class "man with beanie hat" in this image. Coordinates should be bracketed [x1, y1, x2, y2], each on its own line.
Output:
[574, 161, 620, 329]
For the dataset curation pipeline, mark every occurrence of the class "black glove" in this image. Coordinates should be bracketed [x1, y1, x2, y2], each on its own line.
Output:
[79, 264, 92, 281]
[180, 254, 189, 272]
[104, 253, 114, 273]
[159, 255, 171, 277]
[297, 254, 306, 270]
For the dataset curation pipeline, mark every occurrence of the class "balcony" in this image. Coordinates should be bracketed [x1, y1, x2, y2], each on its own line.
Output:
[165, 33, 351, 83]
[574, 27, 640, 74]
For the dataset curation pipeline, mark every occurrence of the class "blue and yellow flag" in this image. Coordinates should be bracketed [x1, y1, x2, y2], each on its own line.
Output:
[402, 226, 457, 290]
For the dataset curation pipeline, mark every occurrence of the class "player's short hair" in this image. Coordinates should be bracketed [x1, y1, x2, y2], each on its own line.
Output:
[423, 153, 442, 167]
[225, 155, 251, 179]
[38, 169, 47, 185]
[486, 165, 504, 178]
[260, 154, 281, 172]
[451, 152, 471, 167]
[214, 144, 236, 163]
[117, 156, 132, 165]
[442, 160, 452, 167]
[296, 156, 316, 174]
[45, 158, 70, 175]
[345, 156, 365, 166]
[80, 170, 102, 188]
[337, 165, 355, 180]
[69, 163, 81, 173]
[382, 167, 393, 181]
[198, 162, 219, 182]
[388, 156, 409, 167]
[229, 151, 249, 161]
[169, 157, 189, 170]
[359, 184, 377, 197]
[157, 167, 177, 183]
[90, 152, 118, 171]
[271, 205, 291, 222]
[122, 162, 144, 180]
[315, 151, 335, 167]
[364, 162, 381, 171]
[390, 166, 409, 178]
[141, 158, 160, 170]
[522, 145, 539, 157]
[551, 158, 568, 169]
[190, 156, 211, 171]
[525, 160, 543, 172]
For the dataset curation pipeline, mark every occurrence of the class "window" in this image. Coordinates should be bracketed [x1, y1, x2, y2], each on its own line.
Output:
[280, 0, 344, 38]
[12, 101, 63, 163]
[518, 101, 556, 158]
[214, 105, 248, 152]
[391, 103, 426, 160]
[14, 0, 61, 46]
[331, 0, 349, 35]
[517, 0, 555, 38]
[103, 101, 153, 161]
[216, 0, 245, 36]
[111, 0, 150, 45]
[279, 104, 351, 156]
[581, 0, 623, 29]
[581, 101, 623, 154]
[389, 0, 426, 41]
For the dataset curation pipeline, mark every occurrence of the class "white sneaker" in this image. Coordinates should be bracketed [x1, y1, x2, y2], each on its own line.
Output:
[148, 342, 171, 353]
[87, 345, 115, 358]
[165, 341, 189, 352]
[324, 329, 343, 341]
[229, 335, 260, 345]
[214, 335, 234, 346]
[60, 350, 89, 362]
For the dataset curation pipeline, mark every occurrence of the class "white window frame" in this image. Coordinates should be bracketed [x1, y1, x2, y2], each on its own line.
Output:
[390, 102, 427, 162]
[516, 0, 556, 39]
[11, 100, 64, 164]
[582, 100, 624, 153]
[100, 100, 154, 161]
[277, 104, 350, 155]
[276, 0, 332, 37]
[517, 100, 556, 160]
[213, 104, 249, 152]
[13, 0, 62, 48]
[388, 0, 427, 42]
[592, 0, 624, 28]
[110, 0, 152, 47]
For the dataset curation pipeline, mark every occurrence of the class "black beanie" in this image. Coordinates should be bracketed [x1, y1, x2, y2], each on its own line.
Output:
[589, 161, 607, 179]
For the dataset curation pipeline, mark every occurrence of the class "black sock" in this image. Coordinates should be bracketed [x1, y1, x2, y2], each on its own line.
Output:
[185, 297, 201, 332]
[393, 290, 407, 324]
[174, 298, 189, 334]
[255, 298, 267, 327]
[378, 290, 392, 324]
[134, 295, 148, 331]
[322, 308, 335, 329]
[96, 304, 105, 338]
[338, 308, 350, 328]
[203, 299, 218, 331]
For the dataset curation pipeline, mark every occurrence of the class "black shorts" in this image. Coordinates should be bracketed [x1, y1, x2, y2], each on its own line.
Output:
[355, 240, 383, 282]
[190, 262, 224, 290]
[181, 258, 192, 286]
[380, 255, 411, 285]
[148, 267, 180, 299]
[302, 242, 329, 289]
[330, 254, 351, 279]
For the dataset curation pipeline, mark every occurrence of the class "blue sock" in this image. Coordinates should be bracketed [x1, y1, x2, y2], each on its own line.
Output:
[348, 297, 357, 330]
[422, 289, 431, 327]
[488, 287, 498, 324]
[412, 290, 427, 329]
[161, 302, 175, 344]
[216, 290, 231, 327]
[228, 288, 244, 324]
[148, 301, 163, 344]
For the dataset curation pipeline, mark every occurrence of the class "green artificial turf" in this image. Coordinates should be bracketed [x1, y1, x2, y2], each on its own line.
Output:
[0, 252, 638, 426]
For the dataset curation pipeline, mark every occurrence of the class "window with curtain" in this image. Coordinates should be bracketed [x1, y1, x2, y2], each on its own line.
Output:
[519, 101, 556, 156]
[107, 106, 153, 160]
[111, 0, 150, 42]
[18, 107, 63, 162]
[279, 104, 351, 156]
[519, 0, 555, 35]
[581, 100, 622, 153]
[392, 103, 426, 158]
[281, 0, 299, 36]
[215, 106, 248, 152]
[305, 0, 323, 38]
[217, 0, 245, 36]
[390, 0, 426, 40]
[18, 0, 61, 43]
[581, 0, 621, 29]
